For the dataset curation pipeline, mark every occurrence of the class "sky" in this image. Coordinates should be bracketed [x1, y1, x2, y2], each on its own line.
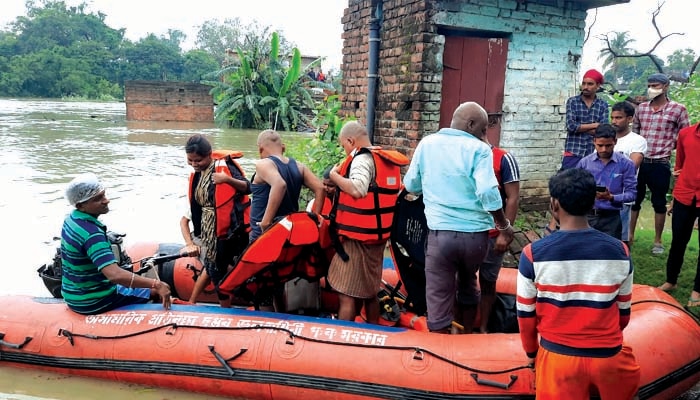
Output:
[1, 0, 697, 76]
[1, 0, 347, 70]
[581, 0, 698, 76]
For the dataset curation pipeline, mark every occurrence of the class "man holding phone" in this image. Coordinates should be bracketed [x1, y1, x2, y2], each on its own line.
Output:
[576, 124, 638, 239]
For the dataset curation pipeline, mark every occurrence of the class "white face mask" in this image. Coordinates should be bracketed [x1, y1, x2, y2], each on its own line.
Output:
[647, 87, 664, 99]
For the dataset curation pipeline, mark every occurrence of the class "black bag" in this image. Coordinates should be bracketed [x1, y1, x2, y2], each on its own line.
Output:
[37, 231, 132, 298]
[486, 293, 519, 333]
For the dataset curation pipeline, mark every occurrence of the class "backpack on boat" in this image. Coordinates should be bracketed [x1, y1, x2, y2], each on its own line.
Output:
[389, 188, 519, 333]
[389, 188, 428, 315]
[37, 231, 132, 298]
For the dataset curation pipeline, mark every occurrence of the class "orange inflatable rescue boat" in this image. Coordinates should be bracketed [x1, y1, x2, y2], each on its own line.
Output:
[7, 208, 699, 399]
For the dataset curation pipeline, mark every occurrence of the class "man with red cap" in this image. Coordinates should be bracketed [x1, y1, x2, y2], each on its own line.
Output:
[545, 69, 609, 235]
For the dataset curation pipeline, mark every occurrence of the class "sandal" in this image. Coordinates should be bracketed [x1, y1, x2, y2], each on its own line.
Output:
[652, 244, 664, 255]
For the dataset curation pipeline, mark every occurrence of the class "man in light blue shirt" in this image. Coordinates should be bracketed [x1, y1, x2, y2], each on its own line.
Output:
[403, 102, 514, 334]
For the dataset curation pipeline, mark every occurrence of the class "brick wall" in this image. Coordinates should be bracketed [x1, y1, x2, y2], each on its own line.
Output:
[124, 81, 214, 122]
[341, 0, 590, 210]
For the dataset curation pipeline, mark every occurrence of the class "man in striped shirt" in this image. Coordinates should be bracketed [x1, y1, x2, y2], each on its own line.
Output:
[517, 168, 640, 399]
[629, 73, 689, 254]
[61, 173, 172, 315]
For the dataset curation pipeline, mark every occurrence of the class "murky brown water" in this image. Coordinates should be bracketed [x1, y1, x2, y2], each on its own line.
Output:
[1, 99, 696, 399]
[0, 98, 303, 399]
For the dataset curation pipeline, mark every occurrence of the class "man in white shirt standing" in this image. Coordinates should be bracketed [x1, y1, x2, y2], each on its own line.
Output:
[612, 101, 647, 247]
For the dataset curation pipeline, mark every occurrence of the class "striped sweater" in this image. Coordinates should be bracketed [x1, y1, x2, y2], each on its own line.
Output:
[516, 228, 633, 358]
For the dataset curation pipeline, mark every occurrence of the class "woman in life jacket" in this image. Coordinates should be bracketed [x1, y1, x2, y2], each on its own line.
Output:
[180, 134, 251, 307]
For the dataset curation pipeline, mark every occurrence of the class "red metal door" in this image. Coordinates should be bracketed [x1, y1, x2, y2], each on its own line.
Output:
[440, 36, 509, 145]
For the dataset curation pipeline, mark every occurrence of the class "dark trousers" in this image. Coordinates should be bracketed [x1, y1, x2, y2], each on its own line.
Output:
[666, 198, 700, 292]
[587, 210, 622, 240]
[633, 161, 671, 214]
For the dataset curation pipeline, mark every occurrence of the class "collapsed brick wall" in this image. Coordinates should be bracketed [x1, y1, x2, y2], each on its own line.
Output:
[124, 81, 214, 122]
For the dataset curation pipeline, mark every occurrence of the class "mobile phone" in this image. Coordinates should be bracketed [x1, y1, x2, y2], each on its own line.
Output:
[596, 185, 606, 192]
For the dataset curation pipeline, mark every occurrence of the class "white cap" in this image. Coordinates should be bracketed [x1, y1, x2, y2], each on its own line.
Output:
[65, 173, 105, 206]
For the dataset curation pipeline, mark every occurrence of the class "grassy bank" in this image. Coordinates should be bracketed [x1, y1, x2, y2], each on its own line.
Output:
[630, 228, 698, 308]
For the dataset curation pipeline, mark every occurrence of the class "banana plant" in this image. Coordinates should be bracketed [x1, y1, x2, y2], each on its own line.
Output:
[206, 31, 315, 130]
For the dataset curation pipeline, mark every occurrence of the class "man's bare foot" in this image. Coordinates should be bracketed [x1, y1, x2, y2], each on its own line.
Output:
[657, 282, 677, 292]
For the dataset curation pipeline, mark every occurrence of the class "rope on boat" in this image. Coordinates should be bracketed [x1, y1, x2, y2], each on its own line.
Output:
[57, 323, 532, 375]
[51, 296, 697, 376]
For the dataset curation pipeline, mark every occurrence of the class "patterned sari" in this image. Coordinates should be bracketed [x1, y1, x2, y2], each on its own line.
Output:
[194, 163, 216, 264]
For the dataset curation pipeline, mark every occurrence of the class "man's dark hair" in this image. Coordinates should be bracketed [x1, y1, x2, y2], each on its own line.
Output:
[594, 123, 617, 140]
[611, 101, 635, 118]
[549, 169, 595, 216]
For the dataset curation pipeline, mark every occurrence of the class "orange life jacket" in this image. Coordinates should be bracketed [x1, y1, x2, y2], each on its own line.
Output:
[217, 212, 334, 304]
[331, 147, 409, 244]
[188, 150, 251, 239]
[309, 197, 334, 218]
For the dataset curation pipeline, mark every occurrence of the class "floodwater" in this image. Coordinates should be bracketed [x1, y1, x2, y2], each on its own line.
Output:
[0, 99, 695, 399]
[0, 98, 292, 399]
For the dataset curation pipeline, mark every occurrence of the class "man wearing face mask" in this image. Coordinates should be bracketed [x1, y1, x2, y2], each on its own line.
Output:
[629, 73, 689, 256]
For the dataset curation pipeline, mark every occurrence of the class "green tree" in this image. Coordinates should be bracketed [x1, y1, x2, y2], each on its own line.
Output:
[0, 0, 202, 98]
[12, 1, 124, 54]
[666, 49, 696, 79]
[599, 31, 635, 84]
[671, 73, 700, 124]
[182, 49, 219, 83]
[0, 0, 125, 98]
[208, 31, 314, 131]
[195, 18, 244, 65]
[195, 18, 294, 66]
[120, 34, 184, 82]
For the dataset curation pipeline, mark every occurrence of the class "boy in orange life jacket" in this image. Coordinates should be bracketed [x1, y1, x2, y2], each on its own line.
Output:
[326, 121, 408, 323]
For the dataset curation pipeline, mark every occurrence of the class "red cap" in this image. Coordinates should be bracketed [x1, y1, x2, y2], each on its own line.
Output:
[582, 69, 604, 84]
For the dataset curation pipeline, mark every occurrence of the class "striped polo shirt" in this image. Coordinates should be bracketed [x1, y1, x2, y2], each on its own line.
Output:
[61, 209, 119, 314]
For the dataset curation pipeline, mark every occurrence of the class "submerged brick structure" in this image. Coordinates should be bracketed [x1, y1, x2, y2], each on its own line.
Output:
[124, 81, 214, 122]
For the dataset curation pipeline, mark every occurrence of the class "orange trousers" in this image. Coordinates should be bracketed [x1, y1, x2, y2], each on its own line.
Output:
[534, 345, 640, 400]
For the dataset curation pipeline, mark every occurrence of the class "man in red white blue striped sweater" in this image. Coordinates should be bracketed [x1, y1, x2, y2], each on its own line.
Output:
[517, 168, 640, 399]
